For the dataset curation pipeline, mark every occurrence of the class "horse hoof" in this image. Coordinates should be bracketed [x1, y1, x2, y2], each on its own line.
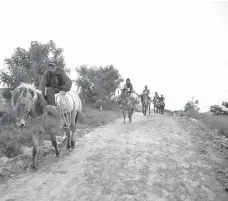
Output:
[56, 152, 60, 157]
[71, 141, 75, 149]
[66, 144, 71, 149]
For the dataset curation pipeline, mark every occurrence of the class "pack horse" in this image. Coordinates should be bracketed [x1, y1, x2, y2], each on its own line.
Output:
[11, 81, 82, 169]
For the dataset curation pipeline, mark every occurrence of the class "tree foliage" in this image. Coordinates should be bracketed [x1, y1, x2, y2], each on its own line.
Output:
[184, 96, 200, 112]
[0, 40, 70, 100]
[75, 65, 124, 103]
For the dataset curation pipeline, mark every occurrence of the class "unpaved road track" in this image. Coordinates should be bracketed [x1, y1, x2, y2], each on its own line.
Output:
[0, 113, 227, 201]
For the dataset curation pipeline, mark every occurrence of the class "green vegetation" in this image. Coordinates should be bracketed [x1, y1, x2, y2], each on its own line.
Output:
[0, 40, 125, 158]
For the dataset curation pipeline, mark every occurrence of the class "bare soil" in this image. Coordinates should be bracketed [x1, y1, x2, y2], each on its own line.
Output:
[0, 113, 227, 201]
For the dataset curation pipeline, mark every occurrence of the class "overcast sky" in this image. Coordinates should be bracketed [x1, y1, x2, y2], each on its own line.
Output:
[0, 0, 228, 111]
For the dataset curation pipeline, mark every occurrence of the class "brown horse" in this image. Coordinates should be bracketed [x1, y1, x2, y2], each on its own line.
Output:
[11, 82, 82, 169]
[141, 94, 150, 115]
[119, 89, 135, 124]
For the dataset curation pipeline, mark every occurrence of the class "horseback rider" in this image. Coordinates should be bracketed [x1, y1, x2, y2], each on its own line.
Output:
[120, 78, 139, 104]
[154, 92, 160, 102]
[123, 78, 134, 96]
[159, 94, 166, 109]
[39, 58, 72, 116]
[141, 85, 151, 103]
[160, 94, 165, 102]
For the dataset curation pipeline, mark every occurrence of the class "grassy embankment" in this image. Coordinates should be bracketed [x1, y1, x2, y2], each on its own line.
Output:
[0, 101, 124, 159]
[185, 111, 228, 138]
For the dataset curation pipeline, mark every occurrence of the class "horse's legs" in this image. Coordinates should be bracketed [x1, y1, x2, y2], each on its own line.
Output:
[129, 109, 133, 123]
[65, 127, 71, 149]
[128, 111, 131, 123]
[49, 127, 59, 156]
[70, 111, 78, 149]
[31, 129, 39, 169]
[122, 111, 126, 124]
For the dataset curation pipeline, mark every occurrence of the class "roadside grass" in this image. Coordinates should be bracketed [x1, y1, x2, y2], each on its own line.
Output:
[0, 102, 121, 159]
[186, 111, 228, 138]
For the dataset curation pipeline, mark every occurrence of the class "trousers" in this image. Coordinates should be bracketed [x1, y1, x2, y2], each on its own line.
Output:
[45, 87, 60, 105]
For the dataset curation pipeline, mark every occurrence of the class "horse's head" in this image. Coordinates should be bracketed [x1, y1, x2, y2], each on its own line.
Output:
[11, 83, 43, 127]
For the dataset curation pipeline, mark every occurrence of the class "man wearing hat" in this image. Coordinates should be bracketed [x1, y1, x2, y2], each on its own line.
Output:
[39, 58, 72, 116]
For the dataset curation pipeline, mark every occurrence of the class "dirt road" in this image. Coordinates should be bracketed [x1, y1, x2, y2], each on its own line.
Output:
[0, 113, 227, 201]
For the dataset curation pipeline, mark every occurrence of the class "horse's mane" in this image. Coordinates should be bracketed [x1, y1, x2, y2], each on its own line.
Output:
[12, 83, 46, 117]
[17, 83, 42, 94]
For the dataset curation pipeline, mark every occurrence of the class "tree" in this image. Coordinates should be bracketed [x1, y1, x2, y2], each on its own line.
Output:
[184, 96, 200, 112]
[75, 65, 124, 103]
[0, 40, 70, 100]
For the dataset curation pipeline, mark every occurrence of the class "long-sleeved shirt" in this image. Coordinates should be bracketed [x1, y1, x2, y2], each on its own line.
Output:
[39, 69, 72, 93]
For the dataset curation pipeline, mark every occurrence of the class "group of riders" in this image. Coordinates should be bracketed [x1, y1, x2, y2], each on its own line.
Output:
[123, 78, 165, 107]
[37, 58, 165, 117]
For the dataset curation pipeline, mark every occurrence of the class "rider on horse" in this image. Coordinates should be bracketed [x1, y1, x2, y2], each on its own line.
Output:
[123, 78, 134, 96]
[159, 94, 165, 106]
[141, 85, 151, 103]
[154, 92, 160, 102]
[39, 58, 72, 116]
[160, 94, 165, 102]
[121, 78, 139, 103]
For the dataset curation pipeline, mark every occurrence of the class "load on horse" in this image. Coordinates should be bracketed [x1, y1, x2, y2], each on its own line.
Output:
[11, 58, 82, 169]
